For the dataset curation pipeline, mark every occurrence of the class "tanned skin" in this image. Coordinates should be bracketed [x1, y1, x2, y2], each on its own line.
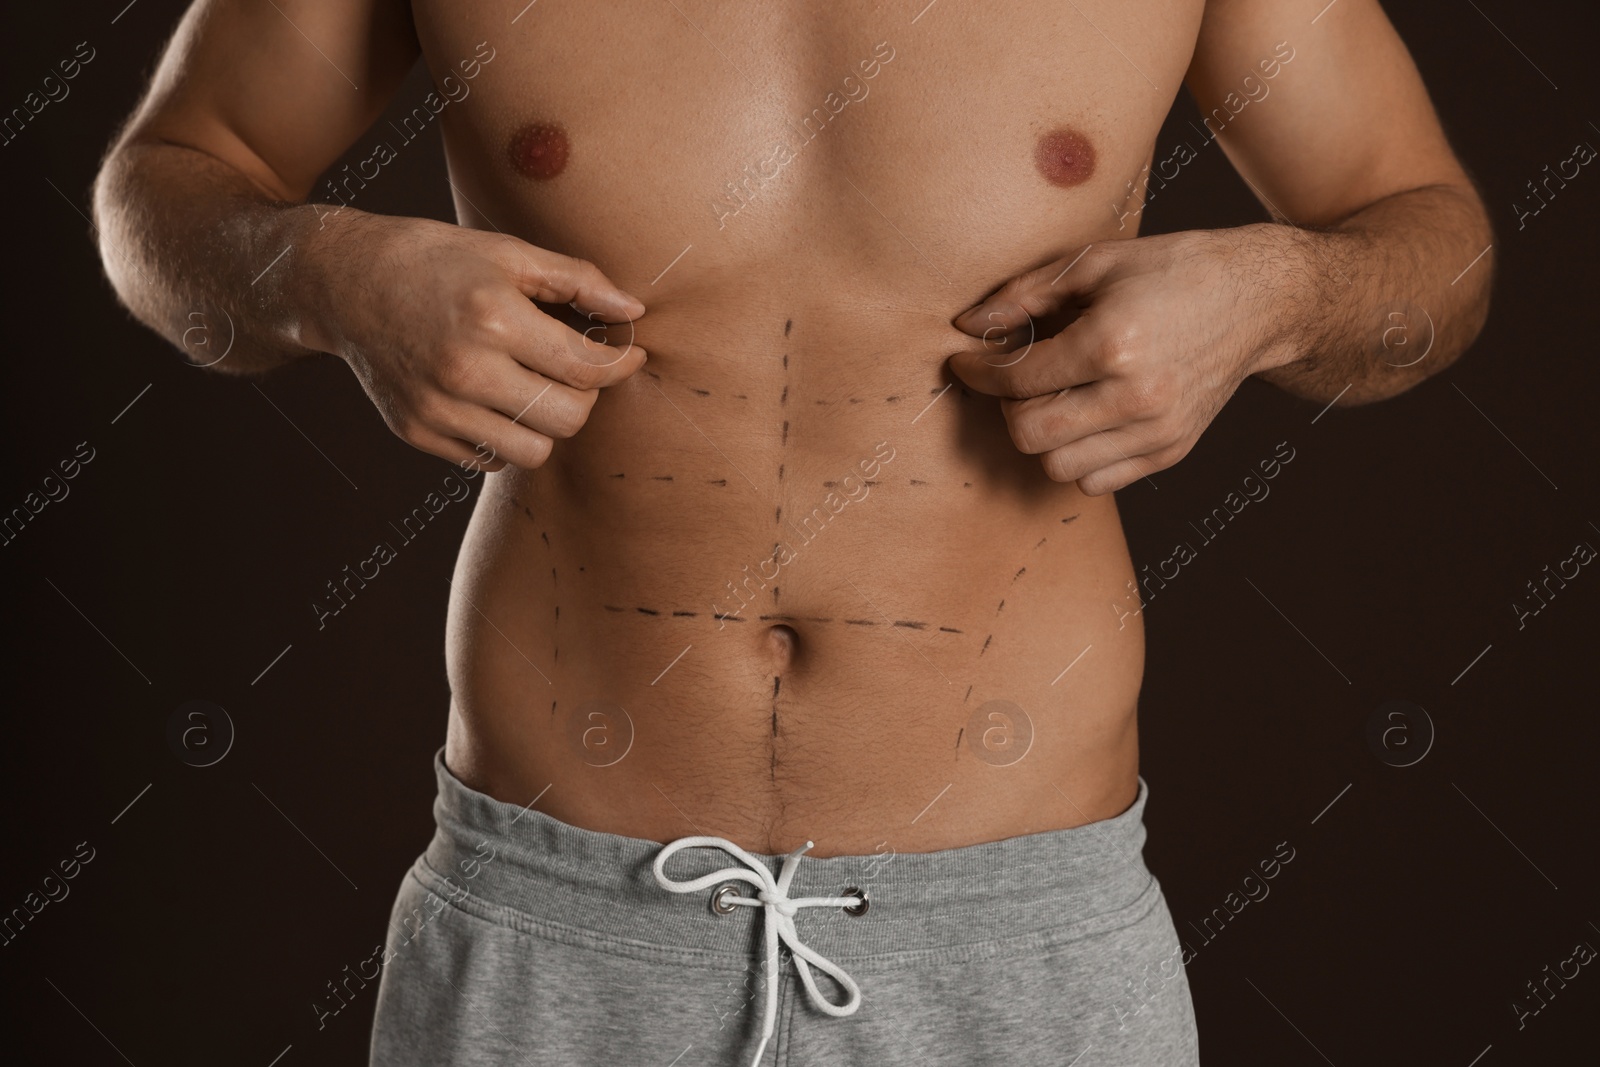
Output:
[94, 0, 1490, 856]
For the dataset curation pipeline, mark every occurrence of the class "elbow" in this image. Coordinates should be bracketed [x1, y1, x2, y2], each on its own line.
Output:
[90, 143, 168, 344]
[88, 141, 232, 373]
[88, 147, 136, 312]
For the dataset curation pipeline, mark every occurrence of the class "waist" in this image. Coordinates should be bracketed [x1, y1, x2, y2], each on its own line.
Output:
[415, 746, 1159, 964]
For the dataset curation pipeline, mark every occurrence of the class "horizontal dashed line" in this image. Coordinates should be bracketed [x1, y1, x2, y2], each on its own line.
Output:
[591, 607, 967, 631]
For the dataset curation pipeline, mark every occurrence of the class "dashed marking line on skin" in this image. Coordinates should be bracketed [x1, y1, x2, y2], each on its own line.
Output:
[708, 479, 727, 486]
[963, 685, 974, 703]
[1035, 538, 1048, 549]
[979, 634, 993, 656]
[785, 319, 793, 336]
[1062, 514, 1081, 524]
[910, 479, 928, 486]
[586, 608, 970, 632]
[551, 549, 561, 664]
[776, 356, 791, 522]
[652, 475, 674, 481]
[996, 599, 1006, 614]
[1012, 567, 1027, 582]
[955, 727, 964, 749]
[713, 613, 748, 623]
[691, 388, 711, 397]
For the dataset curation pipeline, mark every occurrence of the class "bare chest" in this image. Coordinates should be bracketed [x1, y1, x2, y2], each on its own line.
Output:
[409, 0, 1205, 300]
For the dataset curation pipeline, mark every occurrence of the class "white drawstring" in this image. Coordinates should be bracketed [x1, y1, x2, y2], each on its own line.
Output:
[652, 836, 864, 1067]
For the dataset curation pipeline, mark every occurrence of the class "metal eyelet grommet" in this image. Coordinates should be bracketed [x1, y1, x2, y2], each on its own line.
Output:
[841, 886, 869, 917]
[710, 883, 741, 915]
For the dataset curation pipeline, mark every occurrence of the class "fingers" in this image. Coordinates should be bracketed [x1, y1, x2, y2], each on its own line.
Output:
[393, 395, 555, 471]
[451, 404, 563, 470]
[403, 353, 594, 468]
[456, 276, 647, 391]
[447, 356, 599, 441]
[948, 245, 1123, 399]
[401, 425, 509, 473]
[513, 312, 650, 391]
[953, 243, 1111, 336]
[481, 233, 645, 324]
[948, 331, 1097, 400]
[1077, 457, 1163, 497]
[1034, 427, 1178, 490]
[997, 381, 1189, 492]
[999, 385, 1123, 455]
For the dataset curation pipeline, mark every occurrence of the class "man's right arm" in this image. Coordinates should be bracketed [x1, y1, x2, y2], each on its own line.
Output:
[93, 0, 647, 471]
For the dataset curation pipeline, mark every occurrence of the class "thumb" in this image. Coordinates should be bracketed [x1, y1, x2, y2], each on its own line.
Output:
[954, 243, 1108, 337]
[486, 234, 646, 322]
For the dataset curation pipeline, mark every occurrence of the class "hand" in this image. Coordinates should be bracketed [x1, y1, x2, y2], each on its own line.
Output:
[947, 227, 1295, 495]
[305, 212, 647, 472]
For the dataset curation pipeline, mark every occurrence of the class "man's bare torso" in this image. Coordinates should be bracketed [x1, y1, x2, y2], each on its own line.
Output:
[407, 0, 1205, 856]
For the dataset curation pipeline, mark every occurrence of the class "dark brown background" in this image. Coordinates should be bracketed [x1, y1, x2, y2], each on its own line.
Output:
[3, 2, 1596, 1064]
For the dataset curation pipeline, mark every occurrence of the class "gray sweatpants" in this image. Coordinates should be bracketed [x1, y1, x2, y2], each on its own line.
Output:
[368, 750, 1199, 1066]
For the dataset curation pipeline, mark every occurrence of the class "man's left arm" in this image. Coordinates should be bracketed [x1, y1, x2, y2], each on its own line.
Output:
[1186, 0, 1494, 402]
[949, 0, 1493, 495]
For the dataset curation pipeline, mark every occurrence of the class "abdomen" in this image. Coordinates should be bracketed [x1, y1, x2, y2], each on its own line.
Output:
[443, 297, 1144, 854]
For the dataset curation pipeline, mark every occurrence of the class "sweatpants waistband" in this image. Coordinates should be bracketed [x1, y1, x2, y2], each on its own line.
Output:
[416, 748, 1157, 965]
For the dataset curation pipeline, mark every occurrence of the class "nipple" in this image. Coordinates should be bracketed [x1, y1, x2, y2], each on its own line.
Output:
[1035, 127, 1097, 188]
[507, 121, 570, 180]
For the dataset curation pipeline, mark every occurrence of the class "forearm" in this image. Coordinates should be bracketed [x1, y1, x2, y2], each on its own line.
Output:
[1246, 182, 1495, 404]
[91, 137, 348, 374]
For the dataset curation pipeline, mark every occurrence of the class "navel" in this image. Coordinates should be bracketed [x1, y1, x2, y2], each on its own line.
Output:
[766, 623, 798, 667]
[1035, 127, 1097, 188]
[507, 121, 570, 181]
